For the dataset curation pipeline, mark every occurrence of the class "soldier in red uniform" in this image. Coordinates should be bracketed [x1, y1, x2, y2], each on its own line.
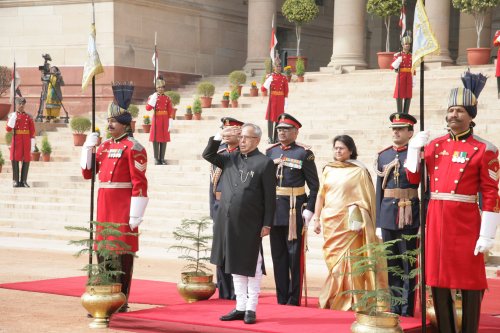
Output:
[5, 97, 36, 188]
[391, 34, 414, 114]
[81, 83, 149, 312]
[145, 77, 174, 165]
[493, 30, 500, 98]
[406, 72, 499, 333]
[263, 56, 289, 143]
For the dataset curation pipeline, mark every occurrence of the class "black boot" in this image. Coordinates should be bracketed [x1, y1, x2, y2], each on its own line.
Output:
[11, 161, 20, 187]
[20, 162, 30, 187]
[159, 143, 167, 165]
[152, 141, 161, 165]
[403, 98, 411, 114]
[118, 254, 134, 313]
[396, 98, 403, 113]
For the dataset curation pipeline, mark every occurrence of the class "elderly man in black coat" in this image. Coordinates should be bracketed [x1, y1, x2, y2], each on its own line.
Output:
[203, 123, 276, 325]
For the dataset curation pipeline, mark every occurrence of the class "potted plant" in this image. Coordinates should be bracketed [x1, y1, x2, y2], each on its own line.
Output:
[142, 115, 151, 133]
[0, 149, 4, 173]
[184, 105, 193, 120]
[169, 217, 216, 303]
[31, 144, 41, 162]
[366, 0, 402, 69]
[5, 132, 13, 147]
[342, 236, 419, 332]
[452, 0, 500, 65]
[165, 91, 180, 119]
[40, 135, 52, 162]
[282, 0, 319, 71]
[192, 98, 202, 120]
[221, 92, 230, 108]
[196, 82, 215, 108]
[66, 221, 136, 328]
[249, 81, 259, 97]
[70, 116, 91, 146]
[261, 58, 272, 97]
[296, 57, 306, 82]
[284, 65, 293, 82]
[230, 89, 239, 108]
[0, 66, 11, 120]
[127, 104, 139, 133]
[228, 70, 247, 96]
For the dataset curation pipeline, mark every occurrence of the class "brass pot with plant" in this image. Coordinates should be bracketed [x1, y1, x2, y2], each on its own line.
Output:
[40, 135, 52, 162]
[165, 91, 180, 119]
[197, 82, 215, 108]
[192, 98, 202, 120]
[66, 221, 137, 328]
[170, 217, 216, 303]
[70, 116, 91, 146]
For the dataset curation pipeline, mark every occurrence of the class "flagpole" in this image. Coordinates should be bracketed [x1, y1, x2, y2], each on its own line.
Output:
[153, 32, 158, 150]
[12, 61, 17, 174]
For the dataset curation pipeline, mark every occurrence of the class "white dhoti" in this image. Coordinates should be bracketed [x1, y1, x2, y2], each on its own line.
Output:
[232, 252, 263, 312]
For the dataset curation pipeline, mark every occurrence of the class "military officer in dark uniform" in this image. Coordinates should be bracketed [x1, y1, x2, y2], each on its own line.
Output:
[208, 117, 244, 300]
[266, 113, 319, 306]
[374, 112, 420, 317]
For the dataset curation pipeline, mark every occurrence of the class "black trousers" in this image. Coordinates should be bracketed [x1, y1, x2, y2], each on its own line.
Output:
[381, 227, 418, 316]
[270, 225, 303, 306]
[216, 264, 235, 300]
[432, 287, 484, 333]
[98, 253, 134, 304]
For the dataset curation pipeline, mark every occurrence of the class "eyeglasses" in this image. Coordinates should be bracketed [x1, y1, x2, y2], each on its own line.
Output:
[238, 135, 259, 141]
[276, 128, 292, 132]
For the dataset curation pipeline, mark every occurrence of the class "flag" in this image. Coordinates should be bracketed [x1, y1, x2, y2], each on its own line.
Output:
[152, 45, 158, 83]
[270, 15, 278, 64]
[82, 23, 104, 91]
[399, 1, 406, 37]
[9, 66, 21, 103]
[412, 0, 439, 71]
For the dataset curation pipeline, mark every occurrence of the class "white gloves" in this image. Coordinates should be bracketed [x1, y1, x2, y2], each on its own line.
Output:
[284, 97, 288, 109]
[168, 119, 174, 132]
[391, 56, 402, 70]
[80, 132, 100, 169]
[348, 205, 363, 232]
[412, 76, 416, 88]
[302, 209, 313, 228]
[84, 132, 99, 147]
[376, 228, 383, 239]
[474, 211, 500, 255]
[497, 34, 500, 43]
[129, 197, 149, 230]
[7, 112, 17, 128]
[147, 93, 158, 108]
[263, 75, 273, 91]
[405, 130, 430, 173]
[31, 138, 35, 153]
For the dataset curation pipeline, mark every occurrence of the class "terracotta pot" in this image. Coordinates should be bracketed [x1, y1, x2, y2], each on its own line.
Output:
[73, 133, 87, 146]
[250, 87, 258, 97]
[221, 100, 229, 108]
[142, 124, 151, 133]
[31, 152, 41, 162]
[200, 97, 212, 108]
[286, 56, 308, 72]
[184, 113, 193, 120]
[262, 89, 268, 97]
[286, 75, 292, 82]
[377, 51, 396, 69]
[297, 76, 305, 83]
[130, 120, 136, 133]
[177, 273, 216, 303]
[237, 85, 242, 96]
[0, 103, 11, 121]
[466, 48, 491, 65]
[81, 283, 126, 329]
[193, 113, 202, 120]
[231, 100, 238, 108]
[42, 153, 51, 162]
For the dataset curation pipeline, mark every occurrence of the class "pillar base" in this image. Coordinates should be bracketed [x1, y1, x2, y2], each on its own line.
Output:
[327, 55, 367, 71]
[243, 58, 268, 78]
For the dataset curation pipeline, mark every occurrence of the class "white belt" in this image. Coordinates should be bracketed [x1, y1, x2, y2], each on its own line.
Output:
[99, 182, 133, 189]
[430, 192, 477, 204]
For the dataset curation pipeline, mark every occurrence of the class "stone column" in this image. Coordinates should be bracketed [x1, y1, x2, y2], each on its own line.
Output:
[327, 0, 367, 70]
[457, 12, 492, 65]
[243, 0, 276, 75]
[425, 0, 453, 66]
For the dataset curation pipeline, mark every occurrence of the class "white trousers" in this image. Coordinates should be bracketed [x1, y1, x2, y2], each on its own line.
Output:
[232, 252, 263, 312]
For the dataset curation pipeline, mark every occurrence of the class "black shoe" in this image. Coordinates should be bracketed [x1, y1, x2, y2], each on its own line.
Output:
[244, 310, 256, 324]
[13, 181, 20, 188]
[87, 313, 93, 318]
[220, 309, 245, 321]
[117, 304, 129, 313]
[161, 160, 167, 165]
[155, 159, 162, 165]
[21, 182, 30, 188]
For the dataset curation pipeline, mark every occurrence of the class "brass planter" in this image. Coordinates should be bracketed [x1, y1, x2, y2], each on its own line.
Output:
[427, 296, 462, 332]
[177, 272, 216, 303]
[81, 283, 126, 329]
[351, 311, 403, 333]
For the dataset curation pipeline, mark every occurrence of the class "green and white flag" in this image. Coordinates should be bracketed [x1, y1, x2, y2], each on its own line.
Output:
[82, 23, 104, 91]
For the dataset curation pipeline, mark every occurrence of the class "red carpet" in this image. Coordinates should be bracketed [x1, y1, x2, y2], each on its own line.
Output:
[1, 276, 499, 332]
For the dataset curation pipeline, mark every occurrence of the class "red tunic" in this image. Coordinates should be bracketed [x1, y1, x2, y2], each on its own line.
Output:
[145, 94, 174, 143]
[82, 135, 148, 252]
[391, 52, 413, 99]
[265, 73, 289, 122]
[417, 132, 499, 290]
[493, 30, 500, 77]
[5, 112, 35, 162]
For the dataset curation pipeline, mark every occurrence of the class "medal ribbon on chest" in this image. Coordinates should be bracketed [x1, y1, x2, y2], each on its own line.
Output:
[282, 157, 303, 169]
[108, 149, 123, 159]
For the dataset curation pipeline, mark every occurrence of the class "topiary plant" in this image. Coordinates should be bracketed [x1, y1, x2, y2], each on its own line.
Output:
[366, 0, 402, 52]
[295, 57, 305, 77]
[452, 0, 500, 48]
[228, 70, 247, 88]
[127, 104, 140, 119]
[282, 0, 319, 57]
[230, 89, 240, 101]
[70, 116, 92, 134]
[192, 98, 202, 114]
[165, 91, 181, 106]
[0, 66, 11, 98]
[196, 82, 215, 97]
[41, 135, 52, 155]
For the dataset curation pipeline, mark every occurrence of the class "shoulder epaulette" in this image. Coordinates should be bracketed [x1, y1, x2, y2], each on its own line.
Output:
[295, 142, 312, 151]
[217, 147, 227, 154]
[266, 142, 281, 151]
[128, 137, 145, 151]
[473, 135, 498, 153]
